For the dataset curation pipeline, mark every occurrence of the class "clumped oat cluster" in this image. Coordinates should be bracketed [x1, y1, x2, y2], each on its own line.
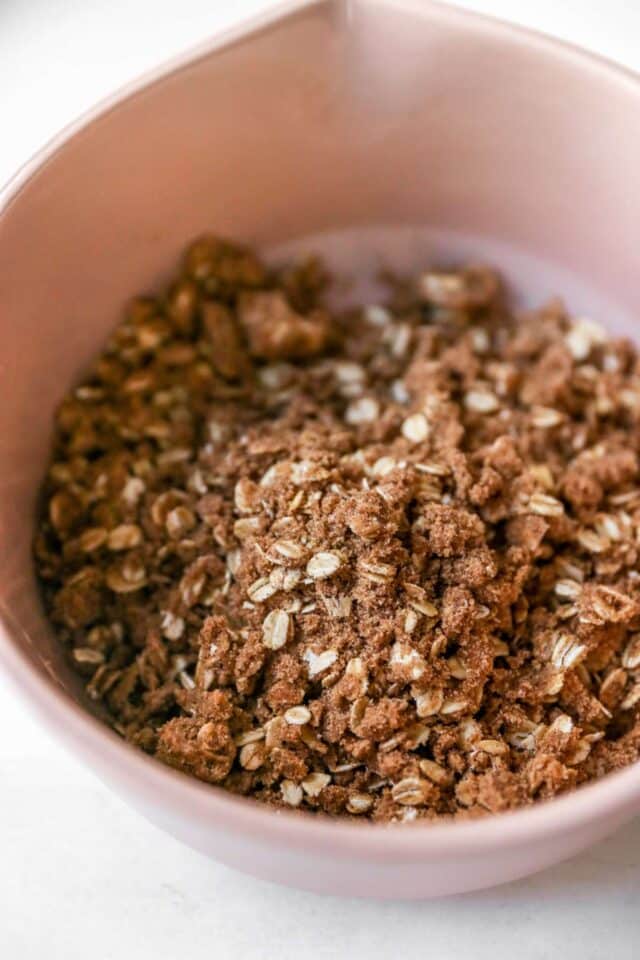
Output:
[35, 236, 640, 822]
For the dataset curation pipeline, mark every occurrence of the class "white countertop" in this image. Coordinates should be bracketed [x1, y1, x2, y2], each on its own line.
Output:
[2, 2, 640, 957]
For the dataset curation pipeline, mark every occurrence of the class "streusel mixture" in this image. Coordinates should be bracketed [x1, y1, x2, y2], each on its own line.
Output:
[35, 236, 640, 821]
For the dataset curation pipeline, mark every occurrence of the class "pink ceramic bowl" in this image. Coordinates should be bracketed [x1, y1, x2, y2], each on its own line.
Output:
[2, 0, 640, 899]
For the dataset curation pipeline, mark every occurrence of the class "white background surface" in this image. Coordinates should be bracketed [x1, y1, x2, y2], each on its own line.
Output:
[2, 2, 640, 957]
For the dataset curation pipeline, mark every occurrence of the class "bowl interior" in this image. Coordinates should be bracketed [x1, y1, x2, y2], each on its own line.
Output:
[1, 0, 640, 768]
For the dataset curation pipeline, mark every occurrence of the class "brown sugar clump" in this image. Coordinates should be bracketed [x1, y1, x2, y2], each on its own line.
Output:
[34, 236, 640, 822]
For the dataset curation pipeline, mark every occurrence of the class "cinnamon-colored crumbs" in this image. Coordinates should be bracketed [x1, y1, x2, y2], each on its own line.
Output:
[35, 235, 640, 822]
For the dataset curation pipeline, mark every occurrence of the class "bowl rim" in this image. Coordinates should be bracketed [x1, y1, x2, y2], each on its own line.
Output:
[2, 0, 640, 863]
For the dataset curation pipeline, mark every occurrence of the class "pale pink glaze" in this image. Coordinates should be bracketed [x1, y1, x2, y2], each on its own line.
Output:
[2, 0, 640, 898]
